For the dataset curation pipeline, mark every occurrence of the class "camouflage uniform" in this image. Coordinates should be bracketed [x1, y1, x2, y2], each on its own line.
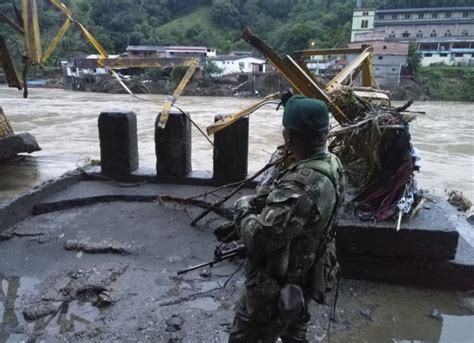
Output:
[229, 151, 345, 343]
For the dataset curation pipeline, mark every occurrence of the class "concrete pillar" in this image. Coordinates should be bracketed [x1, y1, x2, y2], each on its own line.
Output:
[213, 115, 249, 181]
[155, 111, 191, 177]
[98, 111, 138, 174]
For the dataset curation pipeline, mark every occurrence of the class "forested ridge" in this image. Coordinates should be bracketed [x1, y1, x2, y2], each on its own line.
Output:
[0, 0, 472, 64]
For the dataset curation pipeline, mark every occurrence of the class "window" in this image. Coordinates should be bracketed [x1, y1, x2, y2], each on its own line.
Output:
[402, 31, 410, 38]
[239, 62, 244, 68]
[389, 31, 396, 38]
[455, 53, 464, 57]
[375, 67, 380, 71]
[362, 11, 369, 16]
[379, 14, 384, 20]
[361, 20, 369, 28]
[445, 12, 451, 18]
[463, 12, 469, 18]
[418, 13, 424, 19]
[378, 56, 383, 60]
[392, 14, 397, 20]
[416, 31, 423, 38]
[424, 53, 433, 57]
[444, 30, 451, 37]
[430, 30, 437, 37]
[432, 13, 438, 19]
[440, 53, 448, 57]
[383, 45, 387, 50]
[462, 30, 469, 36]
[405, 13, 411, 19]
[392, 68, 397, 72]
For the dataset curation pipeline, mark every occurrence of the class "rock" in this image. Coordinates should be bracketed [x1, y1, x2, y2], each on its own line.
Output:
[199, 268, 212, 278]
[23, 303, 57, 321]
[446, 190, 472, 212]
[64, 237, 134, 255]
[166, 314, 184, 332]
[43, 262, 127, 306]
[0, 132, 41, 160]
[359, 308, 375, 322]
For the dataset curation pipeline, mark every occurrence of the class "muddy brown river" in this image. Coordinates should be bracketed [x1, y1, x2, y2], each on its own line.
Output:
[0, 86, 473, 202]
[0, 86, 474, 342]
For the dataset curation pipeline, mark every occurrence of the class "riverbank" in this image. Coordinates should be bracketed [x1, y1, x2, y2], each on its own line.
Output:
[5, 65, 473, 101]
[387, 66, 474, 102]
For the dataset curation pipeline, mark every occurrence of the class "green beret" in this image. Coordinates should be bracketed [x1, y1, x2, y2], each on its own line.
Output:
[282, 95, 329, 131]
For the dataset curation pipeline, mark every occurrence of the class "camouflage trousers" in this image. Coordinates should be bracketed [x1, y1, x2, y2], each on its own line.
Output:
[228, 288, 311, 343]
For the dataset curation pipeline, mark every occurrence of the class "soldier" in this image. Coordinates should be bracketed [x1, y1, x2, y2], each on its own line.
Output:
[217, 95, 345, 342]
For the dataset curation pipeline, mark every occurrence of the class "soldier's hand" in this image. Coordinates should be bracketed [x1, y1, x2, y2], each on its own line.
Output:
[234, 195, 255, 226]
[214, 221, 239, 243]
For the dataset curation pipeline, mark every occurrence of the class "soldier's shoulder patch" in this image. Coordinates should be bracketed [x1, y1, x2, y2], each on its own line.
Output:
[267, 188, 302, 204]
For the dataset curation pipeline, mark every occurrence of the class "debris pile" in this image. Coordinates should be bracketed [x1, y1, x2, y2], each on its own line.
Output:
[328, 87, 421, 221]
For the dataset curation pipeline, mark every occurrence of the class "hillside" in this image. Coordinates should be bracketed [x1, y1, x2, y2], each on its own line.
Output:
[1, 0, 471, 64]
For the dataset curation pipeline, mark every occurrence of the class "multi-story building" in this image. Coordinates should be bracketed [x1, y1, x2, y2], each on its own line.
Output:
[351, 1, 376, 42]
[351, 3, 474, 66]
[348, 40, 408, 86]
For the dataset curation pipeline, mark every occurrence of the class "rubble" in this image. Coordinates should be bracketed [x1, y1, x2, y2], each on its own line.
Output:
[42, 262, 127, 306]
[22, 303, 57, 321]
[64, 237, 135, 255]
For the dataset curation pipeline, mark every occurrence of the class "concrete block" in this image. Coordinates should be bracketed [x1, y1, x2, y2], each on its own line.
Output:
[335, 200, 459, 261]
[155, 111, 191, 177]
[98, 111, 138, 174]
[0, 133, 41, 160]
[213, 116, 249, 181]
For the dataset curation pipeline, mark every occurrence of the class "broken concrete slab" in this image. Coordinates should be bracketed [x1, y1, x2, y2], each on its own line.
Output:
[0, 132, 41, 160]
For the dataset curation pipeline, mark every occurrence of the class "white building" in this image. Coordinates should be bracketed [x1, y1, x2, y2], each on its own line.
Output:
[62, 54, 119, 77]
[351, 0, 376, 42]
[208, 55, 266, 75]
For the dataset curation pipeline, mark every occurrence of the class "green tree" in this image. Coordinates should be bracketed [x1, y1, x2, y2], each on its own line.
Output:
[210, 0, 240, 29]
[407, 42, 422, 74]
[203, 61, 223, 76]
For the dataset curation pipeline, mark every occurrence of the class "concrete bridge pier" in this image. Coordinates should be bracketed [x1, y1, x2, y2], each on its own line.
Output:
[155, 110, 192, 177]
[98, 111, 139, 175]
[213, 116, 249, 182]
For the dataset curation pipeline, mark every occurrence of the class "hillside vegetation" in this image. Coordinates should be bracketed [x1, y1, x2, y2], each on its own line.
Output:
[420, 66, 474, 102]
[1, 0, 471, 64]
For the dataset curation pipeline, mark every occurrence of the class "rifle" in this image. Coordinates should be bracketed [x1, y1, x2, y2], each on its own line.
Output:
[177, 245, 245, 275]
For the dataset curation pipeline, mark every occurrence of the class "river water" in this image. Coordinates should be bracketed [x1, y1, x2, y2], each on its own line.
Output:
[0, 86, 474, 342]
[0, 86, 473, 202]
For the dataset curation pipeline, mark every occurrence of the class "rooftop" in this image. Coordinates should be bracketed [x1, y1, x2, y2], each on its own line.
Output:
[376, 7, 474, 14]
[126, 45, 166, 52]
[209, 55, 265, 62]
